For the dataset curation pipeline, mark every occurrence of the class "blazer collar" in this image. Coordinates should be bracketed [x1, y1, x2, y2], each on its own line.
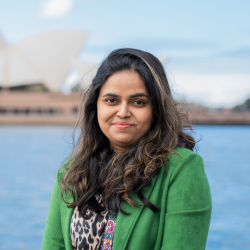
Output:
[112, 173, 159, 250]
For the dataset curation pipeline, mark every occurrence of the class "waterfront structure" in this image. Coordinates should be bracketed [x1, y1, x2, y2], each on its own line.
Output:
[0, 91, 80, 125]
[0, 30, 89, 124]
[0, 30, 88, 91]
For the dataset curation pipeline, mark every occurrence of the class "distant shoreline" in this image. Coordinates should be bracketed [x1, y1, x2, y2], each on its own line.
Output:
[189, 112, 250, 125]
[1, 92, 250, 126]
[1, 113, 250, 126]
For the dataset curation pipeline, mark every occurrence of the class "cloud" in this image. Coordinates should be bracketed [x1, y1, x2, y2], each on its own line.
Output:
[172, 73, 250, 108]
[39, 0, 73, 18]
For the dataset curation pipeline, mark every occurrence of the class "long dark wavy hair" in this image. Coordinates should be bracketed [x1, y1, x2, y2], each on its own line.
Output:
[61, 48, 196, 216]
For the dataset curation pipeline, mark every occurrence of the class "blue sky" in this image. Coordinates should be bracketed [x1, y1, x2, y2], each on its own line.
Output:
[0, 0, 250, 107]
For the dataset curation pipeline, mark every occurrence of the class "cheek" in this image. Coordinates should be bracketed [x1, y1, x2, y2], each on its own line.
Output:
[136, 108, 153, 129]
[98, 105, 111, 123]
[97, 102, 115, 133]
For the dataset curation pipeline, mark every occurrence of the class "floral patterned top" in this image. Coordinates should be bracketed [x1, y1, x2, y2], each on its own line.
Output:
[100, 213, 117, 250]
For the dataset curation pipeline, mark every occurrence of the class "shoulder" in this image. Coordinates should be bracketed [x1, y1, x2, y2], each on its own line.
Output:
[166, 147, 203, 169]
[56, 156, 73, 182]
[165, 147, 206, 184]
[53, 156, 75, 204]
[163, 147, 212, 211]
[168, 147, 202, 163]
[49, 157, 73, 197]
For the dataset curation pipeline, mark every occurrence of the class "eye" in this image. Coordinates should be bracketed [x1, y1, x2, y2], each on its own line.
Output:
[105, 98, 117, 103]
[134, 100, 145, 105]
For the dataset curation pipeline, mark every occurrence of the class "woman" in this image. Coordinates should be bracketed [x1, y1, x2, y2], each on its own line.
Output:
[42, 48, 212, 250]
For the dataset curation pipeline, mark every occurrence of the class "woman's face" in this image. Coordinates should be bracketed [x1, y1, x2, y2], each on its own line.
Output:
[97, 70, 153, 152]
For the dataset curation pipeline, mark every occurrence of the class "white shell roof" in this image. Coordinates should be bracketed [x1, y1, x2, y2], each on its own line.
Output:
[71, 59, 98, 88]
[0, 30, 88, 91]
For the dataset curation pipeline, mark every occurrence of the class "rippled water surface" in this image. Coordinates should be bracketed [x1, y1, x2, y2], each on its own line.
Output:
[0, 125, 249, 250]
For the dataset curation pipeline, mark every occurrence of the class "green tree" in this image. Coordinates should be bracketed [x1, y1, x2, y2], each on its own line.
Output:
[233, 98, 250, 112]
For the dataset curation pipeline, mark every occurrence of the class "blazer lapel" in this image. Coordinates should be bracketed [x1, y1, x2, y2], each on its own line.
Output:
[113, 173, 159, 250]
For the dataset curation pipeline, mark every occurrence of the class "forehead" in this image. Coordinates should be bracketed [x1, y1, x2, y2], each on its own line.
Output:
[99, 71, 149, 96]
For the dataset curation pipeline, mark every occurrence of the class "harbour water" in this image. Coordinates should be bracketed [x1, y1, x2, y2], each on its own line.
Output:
[0, 125, 249, 250]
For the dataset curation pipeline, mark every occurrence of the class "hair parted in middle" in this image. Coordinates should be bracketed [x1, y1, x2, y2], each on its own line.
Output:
[61, 48, 195, 217]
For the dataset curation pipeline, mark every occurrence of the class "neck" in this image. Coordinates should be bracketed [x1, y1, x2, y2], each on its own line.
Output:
[110, 143, 128, 153]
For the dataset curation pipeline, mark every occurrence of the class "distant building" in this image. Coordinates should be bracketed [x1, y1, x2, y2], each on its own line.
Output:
[0, 91, 80, 125]
[0, 30, 88, 92]
[0, 30, 90, 124]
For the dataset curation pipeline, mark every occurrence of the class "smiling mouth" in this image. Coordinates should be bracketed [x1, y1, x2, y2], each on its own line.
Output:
[112, 122, 134, 129]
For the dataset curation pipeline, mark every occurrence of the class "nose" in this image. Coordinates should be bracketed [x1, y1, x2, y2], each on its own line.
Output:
[116, 102, 131, 118]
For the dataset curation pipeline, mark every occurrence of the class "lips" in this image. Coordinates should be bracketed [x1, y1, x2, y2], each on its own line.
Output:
[112, 121, 134, 129]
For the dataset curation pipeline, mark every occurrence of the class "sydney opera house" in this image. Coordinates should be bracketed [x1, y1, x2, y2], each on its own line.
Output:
[0, 30, 249, 125]
[0, 30, 97, 125]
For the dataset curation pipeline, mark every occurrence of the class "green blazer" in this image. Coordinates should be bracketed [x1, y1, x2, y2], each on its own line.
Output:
[42, 147, 212, 250]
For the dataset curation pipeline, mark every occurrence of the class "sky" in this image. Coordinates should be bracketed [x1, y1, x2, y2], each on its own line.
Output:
[0, 0, 250, 108]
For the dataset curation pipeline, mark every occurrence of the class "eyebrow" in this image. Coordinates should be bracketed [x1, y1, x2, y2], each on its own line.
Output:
[103, 93, 149, 98]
